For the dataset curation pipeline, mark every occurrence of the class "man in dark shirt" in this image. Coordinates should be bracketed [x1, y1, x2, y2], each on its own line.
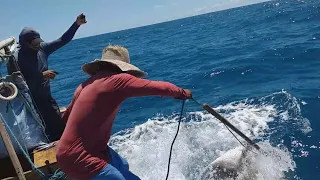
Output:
[14, 13, 87, 141]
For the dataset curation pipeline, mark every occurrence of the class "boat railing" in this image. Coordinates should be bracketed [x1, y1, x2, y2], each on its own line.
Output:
[0, 37, 17, 62]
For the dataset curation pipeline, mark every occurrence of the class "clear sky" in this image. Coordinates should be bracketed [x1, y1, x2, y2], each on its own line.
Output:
[0, 0, 269, 41]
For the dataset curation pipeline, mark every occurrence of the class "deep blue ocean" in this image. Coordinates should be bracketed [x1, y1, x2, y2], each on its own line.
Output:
[11, 0, 320, 179]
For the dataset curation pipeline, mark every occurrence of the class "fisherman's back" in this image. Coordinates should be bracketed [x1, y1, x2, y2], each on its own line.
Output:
[57, 71, 190, 179]
[57, 72, 130, 180]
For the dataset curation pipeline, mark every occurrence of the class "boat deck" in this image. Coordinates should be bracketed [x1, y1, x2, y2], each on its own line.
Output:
[0, 141, 71, 180]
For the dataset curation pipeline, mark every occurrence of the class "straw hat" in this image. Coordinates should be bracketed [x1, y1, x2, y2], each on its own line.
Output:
[82, 45, 147, 78]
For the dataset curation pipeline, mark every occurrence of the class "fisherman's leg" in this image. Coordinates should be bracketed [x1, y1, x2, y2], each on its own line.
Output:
[119, 170, 141, 180]
[34, 98, 65, 141]
[91, 164, 126, 180]
[107, 146, 141, 180]
[41, 103, 65, 141]
[107, 146, 129, 170]
[50, 96, 62, 117]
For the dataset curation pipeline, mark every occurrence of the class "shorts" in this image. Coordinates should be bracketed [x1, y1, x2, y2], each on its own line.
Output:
[91, 146, 141, 180]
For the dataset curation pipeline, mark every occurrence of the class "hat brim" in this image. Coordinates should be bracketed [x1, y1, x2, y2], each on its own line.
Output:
[82, 59, 148, 78]
[30, 38, 44, 45]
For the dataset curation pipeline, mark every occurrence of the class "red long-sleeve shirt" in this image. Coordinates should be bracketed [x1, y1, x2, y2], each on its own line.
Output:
[56, 72, 190, 180]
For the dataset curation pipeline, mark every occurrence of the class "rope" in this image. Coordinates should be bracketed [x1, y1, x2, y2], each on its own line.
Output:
[0, 47, 66, 179]
[18, 92, 48, 138]
[223, 124, 247, 149]
[13, 102, 32, 159]
[0, 113, 46, 178]
[7, 55, 49, 141]
[0, 96, 65, 179]
[1, 112, 67, 179]
[47, 169, 68, 180]
[165, 100, 185, 180]
[11, 55, 48, 131]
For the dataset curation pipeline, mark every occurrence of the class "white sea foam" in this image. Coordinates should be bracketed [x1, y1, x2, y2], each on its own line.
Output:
[200, 143, 295, 180]
[109, 92, 309, 180]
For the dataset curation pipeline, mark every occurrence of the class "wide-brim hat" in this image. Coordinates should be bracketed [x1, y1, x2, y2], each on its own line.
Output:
[82, 45, 147, 78]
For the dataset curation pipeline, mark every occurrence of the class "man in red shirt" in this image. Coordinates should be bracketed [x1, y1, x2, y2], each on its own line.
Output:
[56, 45, 192, 180]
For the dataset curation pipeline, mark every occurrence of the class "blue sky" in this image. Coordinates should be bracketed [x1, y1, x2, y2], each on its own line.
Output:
[0, 0, 269, 41]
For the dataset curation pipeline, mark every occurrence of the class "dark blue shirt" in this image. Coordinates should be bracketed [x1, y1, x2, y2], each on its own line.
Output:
[15, 22, 79, 100]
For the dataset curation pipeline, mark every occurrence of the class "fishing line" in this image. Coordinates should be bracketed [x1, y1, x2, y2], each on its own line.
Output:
[165, 100, 185, 180]
[192, 98, 248, 148]
[191, 97, 248, 149]
[223, 124, 248, 149]
[166, 97, 261, 179]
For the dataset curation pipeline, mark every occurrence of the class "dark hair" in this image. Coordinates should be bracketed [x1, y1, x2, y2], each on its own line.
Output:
[97, 62, 123, 73]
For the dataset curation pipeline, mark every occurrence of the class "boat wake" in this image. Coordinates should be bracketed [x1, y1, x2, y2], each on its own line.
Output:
[109, 91, 309, 180]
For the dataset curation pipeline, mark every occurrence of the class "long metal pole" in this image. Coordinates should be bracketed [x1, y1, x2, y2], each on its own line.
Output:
[192, 98, 260, 150]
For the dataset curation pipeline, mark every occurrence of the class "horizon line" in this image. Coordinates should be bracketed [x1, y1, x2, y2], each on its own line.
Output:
[74, 0, 270, 41]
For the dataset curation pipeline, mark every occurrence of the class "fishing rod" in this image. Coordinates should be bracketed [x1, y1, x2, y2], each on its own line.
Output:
[192, 97, 260, 150]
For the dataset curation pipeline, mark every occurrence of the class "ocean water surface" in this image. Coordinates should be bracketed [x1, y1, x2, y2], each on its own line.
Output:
[6, 0, 320, 179]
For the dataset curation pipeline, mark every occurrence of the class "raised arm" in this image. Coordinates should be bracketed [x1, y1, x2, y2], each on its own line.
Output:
[42, 14, 87, 55]
[117, 74, 191, 99]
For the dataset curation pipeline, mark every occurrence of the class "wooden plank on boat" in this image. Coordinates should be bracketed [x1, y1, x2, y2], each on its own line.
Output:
[3, 143, 71, 180]
[2, 162, 63, 180]
[33, 141, 58, 168]
[2, 170, 42, 180]
[0, 150, 34, 179]
[0, 116, 26, 180]
[3, 162, 75, 180]
[1, 141, 69, 179]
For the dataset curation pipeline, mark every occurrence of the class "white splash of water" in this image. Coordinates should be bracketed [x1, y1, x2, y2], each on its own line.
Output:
[109, 92, 307, 180]
[200, 143, 295, 180]
[236, 142, 295, 180]
[210, 70, 224, 77]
